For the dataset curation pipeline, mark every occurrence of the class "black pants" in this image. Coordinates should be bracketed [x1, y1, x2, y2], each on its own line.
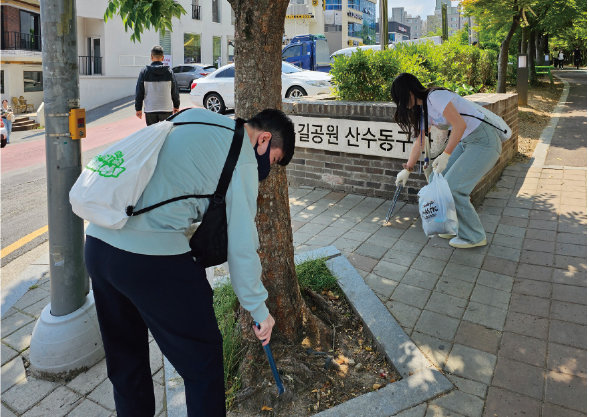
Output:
[145, 112, 173, 126]
[85, 236, 225, 417]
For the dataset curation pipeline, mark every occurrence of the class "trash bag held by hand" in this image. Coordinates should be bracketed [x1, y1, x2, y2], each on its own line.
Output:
[418, 173, 458, 236]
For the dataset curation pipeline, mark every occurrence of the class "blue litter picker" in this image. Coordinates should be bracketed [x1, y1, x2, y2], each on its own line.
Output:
[254, 322, 285, 395]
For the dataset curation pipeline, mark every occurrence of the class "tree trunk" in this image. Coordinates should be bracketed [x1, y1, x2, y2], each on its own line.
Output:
[528, 29, 538, 84]
[535, 33, 543, 64]
[229, 0, 327, 345]
[497, 10, 521, 93]
[520, 26, 529, 54]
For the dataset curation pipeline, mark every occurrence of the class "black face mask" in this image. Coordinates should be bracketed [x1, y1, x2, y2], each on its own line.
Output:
[254, 140, 272, 181]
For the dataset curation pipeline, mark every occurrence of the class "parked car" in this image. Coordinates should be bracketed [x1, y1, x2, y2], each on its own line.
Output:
[190, 61, 333, 113]
[172, 64, 216, 92]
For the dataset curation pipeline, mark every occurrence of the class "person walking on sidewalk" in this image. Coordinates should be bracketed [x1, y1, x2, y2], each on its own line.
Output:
[1, 99, 14, 144]
[558, 50, 565, 69]
[135, 45, 180, 125]
[84, 107, 295, 416]
[392, 73, 501, 249]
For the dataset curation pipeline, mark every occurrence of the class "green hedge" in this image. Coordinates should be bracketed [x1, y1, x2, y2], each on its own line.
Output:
[330, 37, 497, 101]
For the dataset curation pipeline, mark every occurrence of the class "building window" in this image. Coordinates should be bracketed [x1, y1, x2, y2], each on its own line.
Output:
[227, 39, 235, 62]
[213, 36, 222, 67]
[159, 31, 172, 56]
[192, 0, 201, 19]
[325, 0, 342, 10]
[23, 71, 43, 92]
[184, 33, 201, 63]
[212, 0, 220, 23]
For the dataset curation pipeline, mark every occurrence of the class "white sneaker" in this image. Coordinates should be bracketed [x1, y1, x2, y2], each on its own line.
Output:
[438, 234, 456, 239]
[449, 237, 487, 249]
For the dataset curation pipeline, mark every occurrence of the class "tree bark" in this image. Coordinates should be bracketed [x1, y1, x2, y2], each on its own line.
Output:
[535, 33, 544, 64]
[497, 8, 521, 93]
[528, 29, 538, 84]
[520, 26, 529, 54]
[229, 0, 325, 344]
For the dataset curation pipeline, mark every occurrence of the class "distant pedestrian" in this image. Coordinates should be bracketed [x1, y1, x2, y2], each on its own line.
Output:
[558, 50, 565, 69]
[574, 47, 582, 69]
[392, 73, 503, 249]
[84, 107, 295, 417]
[135, 45, 180, 126]
[1, 99, 14, 144]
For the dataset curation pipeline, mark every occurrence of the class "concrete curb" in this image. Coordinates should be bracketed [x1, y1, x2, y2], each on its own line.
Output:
[164, 246, 453, 416]
[530, 74, 571, 168]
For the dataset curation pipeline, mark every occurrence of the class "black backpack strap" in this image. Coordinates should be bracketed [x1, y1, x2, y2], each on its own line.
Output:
[126, 118, 245, 216]
[459, 113, 508, 135]
[213, 118, 245, 201]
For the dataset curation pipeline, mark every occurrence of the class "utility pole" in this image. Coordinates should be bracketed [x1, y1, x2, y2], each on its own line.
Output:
[30, 0, 103, 378]
[380, 0, 388, 49]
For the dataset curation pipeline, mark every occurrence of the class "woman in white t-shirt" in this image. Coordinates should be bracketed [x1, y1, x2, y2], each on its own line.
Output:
[391, 73, 502, 249]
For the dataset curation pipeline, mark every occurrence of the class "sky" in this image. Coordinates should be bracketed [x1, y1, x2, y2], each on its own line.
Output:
[385, 0, 460, 19]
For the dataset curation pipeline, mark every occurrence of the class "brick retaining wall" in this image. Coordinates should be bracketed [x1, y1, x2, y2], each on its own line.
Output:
[283, 93, 518, 205]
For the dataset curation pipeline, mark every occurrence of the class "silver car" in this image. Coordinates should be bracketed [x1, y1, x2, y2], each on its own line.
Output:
[172, 64, 216, 92]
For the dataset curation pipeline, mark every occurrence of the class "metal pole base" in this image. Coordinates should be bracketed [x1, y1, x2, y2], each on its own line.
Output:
[29, 291, 104, 380]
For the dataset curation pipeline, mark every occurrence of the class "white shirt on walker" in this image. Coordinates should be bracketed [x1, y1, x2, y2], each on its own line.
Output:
[426, 89, 484, 140]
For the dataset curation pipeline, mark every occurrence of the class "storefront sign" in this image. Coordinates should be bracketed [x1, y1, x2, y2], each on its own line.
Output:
[291, 116, 416, 159]
[286, 14, 314, 19]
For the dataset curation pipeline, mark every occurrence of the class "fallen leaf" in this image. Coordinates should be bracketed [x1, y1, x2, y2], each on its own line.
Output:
[261, 405, 273, 411]
[373, 383, 381, 390]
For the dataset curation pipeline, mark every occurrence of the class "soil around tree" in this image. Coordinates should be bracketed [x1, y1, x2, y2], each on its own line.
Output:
[229, 288, 400, 416]
[507, 80, 564, 162]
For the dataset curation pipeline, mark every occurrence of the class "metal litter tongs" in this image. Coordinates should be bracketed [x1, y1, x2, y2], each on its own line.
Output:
[384, 184, 403, 224]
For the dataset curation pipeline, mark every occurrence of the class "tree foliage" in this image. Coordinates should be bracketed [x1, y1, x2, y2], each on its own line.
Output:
[104, 0, 185, 42]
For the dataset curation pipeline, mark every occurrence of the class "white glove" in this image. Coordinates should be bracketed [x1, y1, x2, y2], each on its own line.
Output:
[396, 169, 410, 187]
[432, 152, 451, 174]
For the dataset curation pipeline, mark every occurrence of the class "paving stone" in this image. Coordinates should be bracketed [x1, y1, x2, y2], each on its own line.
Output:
[401, 269, 440, 290]
[528, 219, 558, 231]
[425, 404, 467, 417]
[347, 253, 379, 273]
[529, 209, 558, 220]
[2, 377, 58, 414]
[67, 360, 108, 395]
[393, 404, 427, 417]
[556, 232, 587, 245]
[370, 226, 405, 241]
[411, 331, 452, 369]
[11, 287, 50, 310]
[419, 245, 454, 262]
[414, 310, 460, 341]
[445, 344, 496, 384]
[149, 340, 163, 375]
[551, 300, 586, 325]
[547, 342, 587, 378]
[553, 254, 586, 270]
[87, 379, 115, 411]
[447, 375, 488, 399]
[470, 284, 511, 309]
[22, 386, 82, 417]
[425, 292, 467, 319]
[354, 242, 389, 259]
[332, 237, 362, 253]
[448, 251, 486, 269]
[482, 386, 541, 417]
[476, 270, 513, 292]
[558, 221, 586, 234]
[516, 263, 554, 282]
[552, 283, 587, 304]
[442, 263, 479, 283]
[435, 277, 475, 300]
[555, 242, 587, 257]
[492, 357, 544, 399]
[68, 399, 117, 417]
[1, 343, 19, 366]
[382, 249, 419, 267]
[429, 388, 484, 417]
[499, 215, 529, 228]
[509, 293, 551, 317]
[523, 238, 556, 253]
[364, 274, 398, 299]
[512, 278, 551, 298]
[480, 256, 518, 277]
[385, 301, 422, 330]
[487, 244, 520, 262]
[1, 312, 35, 338]
[372, 260, 408, 281]
[307, 234, 337, 247]
[542, 403, 586, 417]
[344, 229, 373, 242]
[525, 228, 557, 241]
[2, 322, 35, 353]
[498, 332, 546, 367]
[411, 256, 447, 275]
[502, 207, 530, 218]
[545, 370, 587, 413]
[1, 357, 26, 394]
[552, 267, 587, 287]
[491, 233, 524, 249]
[391, 283, 431, 309]
[400, 227, 430, 244]
[391, 240, 427, 256]
[496, 224, 526, 238]
[1, 405, 17, 417]
[463, 302, 507, 331]
[520, 249, 555, 267]
[22, 299, 47, 319]
[454, 321, 501, 355]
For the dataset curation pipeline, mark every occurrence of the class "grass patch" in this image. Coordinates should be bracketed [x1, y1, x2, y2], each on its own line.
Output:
[296, 258, 341, 295]
[28, 284, 39, 290]
[213, 282, 241, 409]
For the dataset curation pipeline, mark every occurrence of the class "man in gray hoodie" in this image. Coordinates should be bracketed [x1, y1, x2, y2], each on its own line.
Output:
[135, 45, 181, 125]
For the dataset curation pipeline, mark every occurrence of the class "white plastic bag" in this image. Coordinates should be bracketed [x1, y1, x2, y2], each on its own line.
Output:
[418, 173, 458, 236]
[69, 121, 174, 229]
